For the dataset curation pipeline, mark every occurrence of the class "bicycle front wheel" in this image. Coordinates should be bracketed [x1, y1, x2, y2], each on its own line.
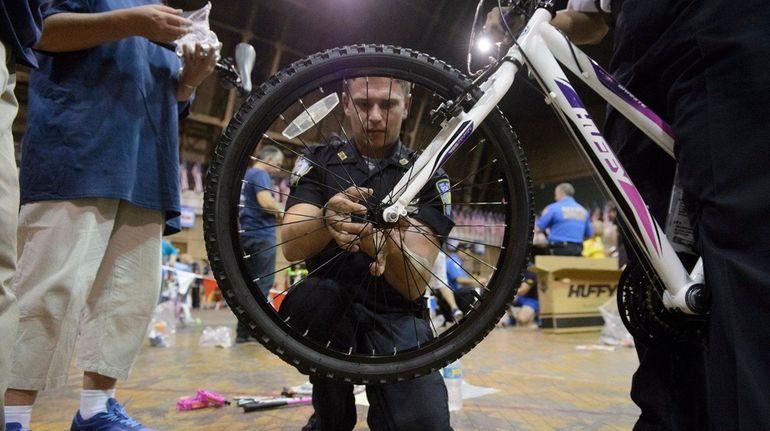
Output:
[204, 44, 533, 383]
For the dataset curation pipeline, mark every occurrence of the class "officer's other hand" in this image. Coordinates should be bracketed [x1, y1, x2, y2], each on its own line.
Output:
[362, 218, 413, 277]
[131, 4, 193, 43]
[325, 187, 373, 252]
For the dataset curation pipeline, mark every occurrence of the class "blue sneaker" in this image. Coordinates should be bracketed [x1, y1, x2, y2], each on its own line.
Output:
[5, 422, 28, 431]
[70, 398, 154, 431]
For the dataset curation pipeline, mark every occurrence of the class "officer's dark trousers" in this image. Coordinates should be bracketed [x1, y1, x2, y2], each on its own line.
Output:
[237, 235, 276, 338]
[608, 1, 770, 429]
[280, 278, 452, 431]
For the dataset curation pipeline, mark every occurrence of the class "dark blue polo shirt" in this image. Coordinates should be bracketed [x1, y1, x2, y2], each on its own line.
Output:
[20, 0, 185, 233]
[239, 167, 276, 240]
[536, 197, 593, 243]
[285, 138, 454, 313]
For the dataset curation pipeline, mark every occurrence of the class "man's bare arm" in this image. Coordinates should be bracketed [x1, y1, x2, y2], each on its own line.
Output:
[280, 203, 331, 262]
[257, 190, 283, 215]
[552, 10, 609, 45]
[36, 5, 192, 52]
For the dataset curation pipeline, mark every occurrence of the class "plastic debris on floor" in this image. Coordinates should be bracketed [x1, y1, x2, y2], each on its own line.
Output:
[198, 326, 234, 348]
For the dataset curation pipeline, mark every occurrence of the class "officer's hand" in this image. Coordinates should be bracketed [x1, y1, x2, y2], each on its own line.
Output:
[325, 187, 372, 252]
[361, 217, 415, 277]
[363, 227, 406, 277]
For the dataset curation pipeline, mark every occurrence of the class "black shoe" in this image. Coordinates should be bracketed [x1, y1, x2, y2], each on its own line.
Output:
[301, 413, 317, 431]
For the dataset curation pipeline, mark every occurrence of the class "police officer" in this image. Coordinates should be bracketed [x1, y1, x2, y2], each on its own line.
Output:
[279, 76, 453, 430]
[536, 183, 593, 256]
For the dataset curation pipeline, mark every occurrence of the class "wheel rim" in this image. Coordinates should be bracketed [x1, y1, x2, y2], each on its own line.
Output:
[205, 46, 532, 381]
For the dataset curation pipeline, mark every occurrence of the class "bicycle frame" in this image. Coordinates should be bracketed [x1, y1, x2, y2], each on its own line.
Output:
[381, 8, 705, 315]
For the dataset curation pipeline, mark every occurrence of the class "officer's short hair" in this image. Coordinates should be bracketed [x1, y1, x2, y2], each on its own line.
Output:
[344, 77, 412, 98]
[257, 144, 283, 164]
[556, 182, 575, 197]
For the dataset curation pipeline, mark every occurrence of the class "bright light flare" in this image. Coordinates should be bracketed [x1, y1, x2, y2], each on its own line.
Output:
[476, 36, 493, 54]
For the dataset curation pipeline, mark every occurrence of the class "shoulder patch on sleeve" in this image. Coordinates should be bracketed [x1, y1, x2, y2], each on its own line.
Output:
[290, 156, 313, 186]
[436, 178, 452, 217]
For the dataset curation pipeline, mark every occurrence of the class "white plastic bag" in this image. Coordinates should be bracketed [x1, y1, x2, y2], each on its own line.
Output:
[148, 301, 177, 347]
[175, 2, 222, 58]
[198, 326, 234, 348]
[598, 297, 634, 347]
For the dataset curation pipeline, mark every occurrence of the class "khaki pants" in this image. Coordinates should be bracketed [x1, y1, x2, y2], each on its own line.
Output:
[9, 199, 163, 390]
[0, 41, 20, 424]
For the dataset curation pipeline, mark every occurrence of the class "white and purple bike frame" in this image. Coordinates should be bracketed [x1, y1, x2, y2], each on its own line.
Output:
[381, 7, 706, 315]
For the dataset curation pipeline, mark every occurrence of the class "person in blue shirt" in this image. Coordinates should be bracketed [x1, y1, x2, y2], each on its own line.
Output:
[513, 268, 539, 327]
[161, 239, 180, 266]
[3, 2, 217, 430]
[536, 183, 593, 256]
[235, 144, 284, 343]
[0, 2, 61, 427]
[445, 242, 486, 318]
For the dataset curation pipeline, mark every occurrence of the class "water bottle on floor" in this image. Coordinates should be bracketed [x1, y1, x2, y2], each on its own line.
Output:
[442, 360, 463, 411]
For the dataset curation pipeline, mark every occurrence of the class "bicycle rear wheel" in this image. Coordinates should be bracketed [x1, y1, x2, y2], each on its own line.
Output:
[204, 44, 533, 383]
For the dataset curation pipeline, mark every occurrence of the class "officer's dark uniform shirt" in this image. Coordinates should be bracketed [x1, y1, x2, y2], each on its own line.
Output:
[285, 137, 454, 313]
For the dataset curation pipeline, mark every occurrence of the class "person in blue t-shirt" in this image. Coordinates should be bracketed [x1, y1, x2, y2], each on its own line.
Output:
[0, 2, 62, 427]
[235, 144, 284, 343]
[4, 2, 217, 430]
[536, 183, 593, 256]
[513, 268, 539, 327]
[445, 242, 486, 317]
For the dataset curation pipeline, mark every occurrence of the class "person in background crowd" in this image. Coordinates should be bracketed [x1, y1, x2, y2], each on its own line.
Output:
[3, 2, 217, 430]
[162, 239, 180, 266]
[582, 220, 606, 258]
[445, 242, 486, 317]
[512, 266, 539, 328]
[235, 144, 284, 343]
[429, 249, 464, 326]
[536, 183, 593, 256]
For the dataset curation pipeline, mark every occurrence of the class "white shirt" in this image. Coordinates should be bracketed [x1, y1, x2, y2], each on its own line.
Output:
[428, 253, 448, 292]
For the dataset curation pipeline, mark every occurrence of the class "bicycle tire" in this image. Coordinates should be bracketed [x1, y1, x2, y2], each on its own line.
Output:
[204, 44, 533, 383]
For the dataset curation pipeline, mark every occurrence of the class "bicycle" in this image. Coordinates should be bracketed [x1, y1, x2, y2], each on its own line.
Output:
[203, 0, 708, 384]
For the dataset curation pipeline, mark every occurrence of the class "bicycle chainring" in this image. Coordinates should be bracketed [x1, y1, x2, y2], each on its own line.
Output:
[617, 262, 708, 346]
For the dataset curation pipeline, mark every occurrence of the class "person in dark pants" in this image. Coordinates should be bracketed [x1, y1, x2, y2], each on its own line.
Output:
[536, 183, 593, 256]
[236, 145, 284, 343]
[442, 243, 484, 320]
[489, 1, 770, 428]
[279, 76, 453, 430]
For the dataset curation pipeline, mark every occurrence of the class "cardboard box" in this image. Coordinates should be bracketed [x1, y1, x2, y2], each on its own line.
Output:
[534, 256, 621, 333]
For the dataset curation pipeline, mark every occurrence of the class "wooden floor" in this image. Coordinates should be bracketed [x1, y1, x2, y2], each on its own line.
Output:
[28, 309, 640, 430]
